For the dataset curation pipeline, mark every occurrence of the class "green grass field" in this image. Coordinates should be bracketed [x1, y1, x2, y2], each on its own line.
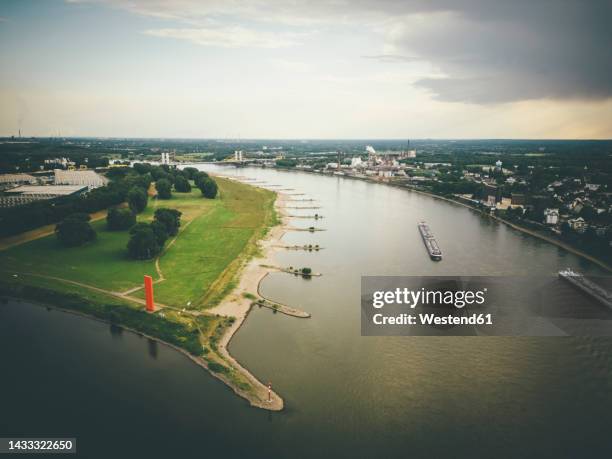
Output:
[0, 177, 276, 309]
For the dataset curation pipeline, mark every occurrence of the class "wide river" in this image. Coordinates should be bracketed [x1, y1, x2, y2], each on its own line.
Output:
[2, 166, 611, 458]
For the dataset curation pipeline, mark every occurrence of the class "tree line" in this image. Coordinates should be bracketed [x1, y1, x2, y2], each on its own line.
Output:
[0, 171, 151, 237]
[52, 164, 218, 261]
[1, 163, 217, 238]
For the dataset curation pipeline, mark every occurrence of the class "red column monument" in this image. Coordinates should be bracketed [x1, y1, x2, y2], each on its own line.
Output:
[144, 275, 155, 312]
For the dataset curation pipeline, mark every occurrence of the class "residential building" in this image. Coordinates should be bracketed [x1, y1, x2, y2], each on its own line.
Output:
[544, 208, 559, 225]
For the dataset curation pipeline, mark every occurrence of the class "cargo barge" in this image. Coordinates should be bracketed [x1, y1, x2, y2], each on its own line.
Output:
[558, 268, 612, 309]
[418, 221, 442, 261]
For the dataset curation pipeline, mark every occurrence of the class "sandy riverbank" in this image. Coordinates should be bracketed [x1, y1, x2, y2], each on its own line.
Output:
[207, 186, 310, 411]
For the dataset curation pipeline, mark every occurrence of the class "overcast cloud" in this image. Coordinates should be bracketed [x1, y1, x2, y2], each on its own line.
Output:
[70, 0, 612, 104]
[1, 0, 610, 138]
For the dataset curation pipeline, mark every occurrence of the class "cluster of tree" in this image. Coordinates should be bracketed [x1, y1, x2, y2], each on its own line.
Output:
[155, 178, 173, 199]
[194, 172, 218, 199]
[0, 141, 110, 174]
[55, 213, 97, 247]
[560, 224, 612, 261]
[127, 187, 148, 213]
[0, 170, 151, 238]
[174, 175, 191, 192]
[275, 159, 298, 168]
[132, 163, 208, 198]
[106, 207, 136, 231]
[127, 208, 182, 260]
[431, 179, 480, 196]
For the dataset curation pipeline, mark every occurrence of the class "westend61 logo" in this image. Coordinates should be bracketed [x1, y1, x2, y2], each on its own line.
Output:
[361, 275, 612, 337]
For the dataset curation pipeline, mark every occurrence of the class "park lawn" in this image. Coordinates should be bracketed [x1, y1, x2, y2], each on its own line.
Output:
[134, 178, 276, 309]
[0, 187, 214, 292]
[0, 218, 156, 292]
[0, 177, 276, 310]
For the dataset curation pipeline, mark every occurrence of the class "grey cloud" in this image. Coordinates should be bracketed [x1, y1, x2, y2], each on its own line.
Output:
[361, 54, 417, 63]
[72, 0, 612, 104]
[378, 0, 612, 103]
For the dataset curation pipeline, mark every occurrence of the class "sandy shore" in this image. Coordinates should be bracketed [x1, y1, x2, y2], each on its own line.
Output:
[208, 187, 309, 411]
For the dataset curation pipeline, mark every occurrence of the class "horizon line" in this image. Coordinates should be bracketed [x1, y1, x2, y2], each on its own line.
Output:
[2, 136, 612, 142]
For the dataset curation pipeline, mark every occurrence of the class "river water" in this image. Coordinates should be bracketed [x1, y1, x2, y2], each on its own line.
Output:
[2, 166, 611, 458]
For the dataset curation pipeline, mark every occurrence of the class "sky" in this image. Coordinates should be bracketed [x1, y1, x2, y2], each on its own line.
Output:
[0, 0, 611, 139]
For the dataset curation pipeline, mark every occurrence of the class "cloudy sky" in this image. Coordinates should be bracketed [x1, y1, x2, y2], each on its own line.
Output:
[0, 0, 611, 139]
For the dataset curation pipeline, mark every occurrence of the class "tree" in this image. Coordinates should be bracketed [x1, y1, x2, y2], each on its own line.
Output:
[560, 222, 571, 236]
[133, 162, 153, 175]
[182, 167, 200, 180]
[193, 172, 209, 188]
[150, 220, 169, 246]
[154, 208, 182, 236]
[127, 224, 160, 260]
[151, 166, 171, 181]
[106, 207, 136, 231]
[275, 159, 298, 168]
[128, 186, 148, 214]
[174, 175, 191, 193]
[198, 177, 218, 199]
[55, 213, 96, 247]
[156, 179, 172, 199]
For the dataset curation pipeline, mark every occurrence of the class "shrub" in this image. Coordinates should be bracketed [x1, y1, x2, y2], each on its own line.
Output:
[106, 207, 136, 231]
[208, 362, 229, 374]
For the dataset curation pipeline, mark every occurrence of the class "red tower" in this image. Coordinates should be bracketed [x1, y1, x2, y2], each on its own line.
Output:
[144, 275, 155, 312]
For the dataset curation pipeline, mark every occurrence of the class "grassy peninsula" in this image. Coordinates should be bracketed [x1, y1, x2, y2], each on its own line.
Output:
[0, 177, 280, 408]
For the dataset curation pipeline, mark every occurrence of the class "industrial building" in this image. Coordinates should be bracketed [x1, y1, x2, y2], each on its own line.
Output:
[0, 173, 38, 191]
[54, 169, 108, 190]
[1, 185, 87, 208]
